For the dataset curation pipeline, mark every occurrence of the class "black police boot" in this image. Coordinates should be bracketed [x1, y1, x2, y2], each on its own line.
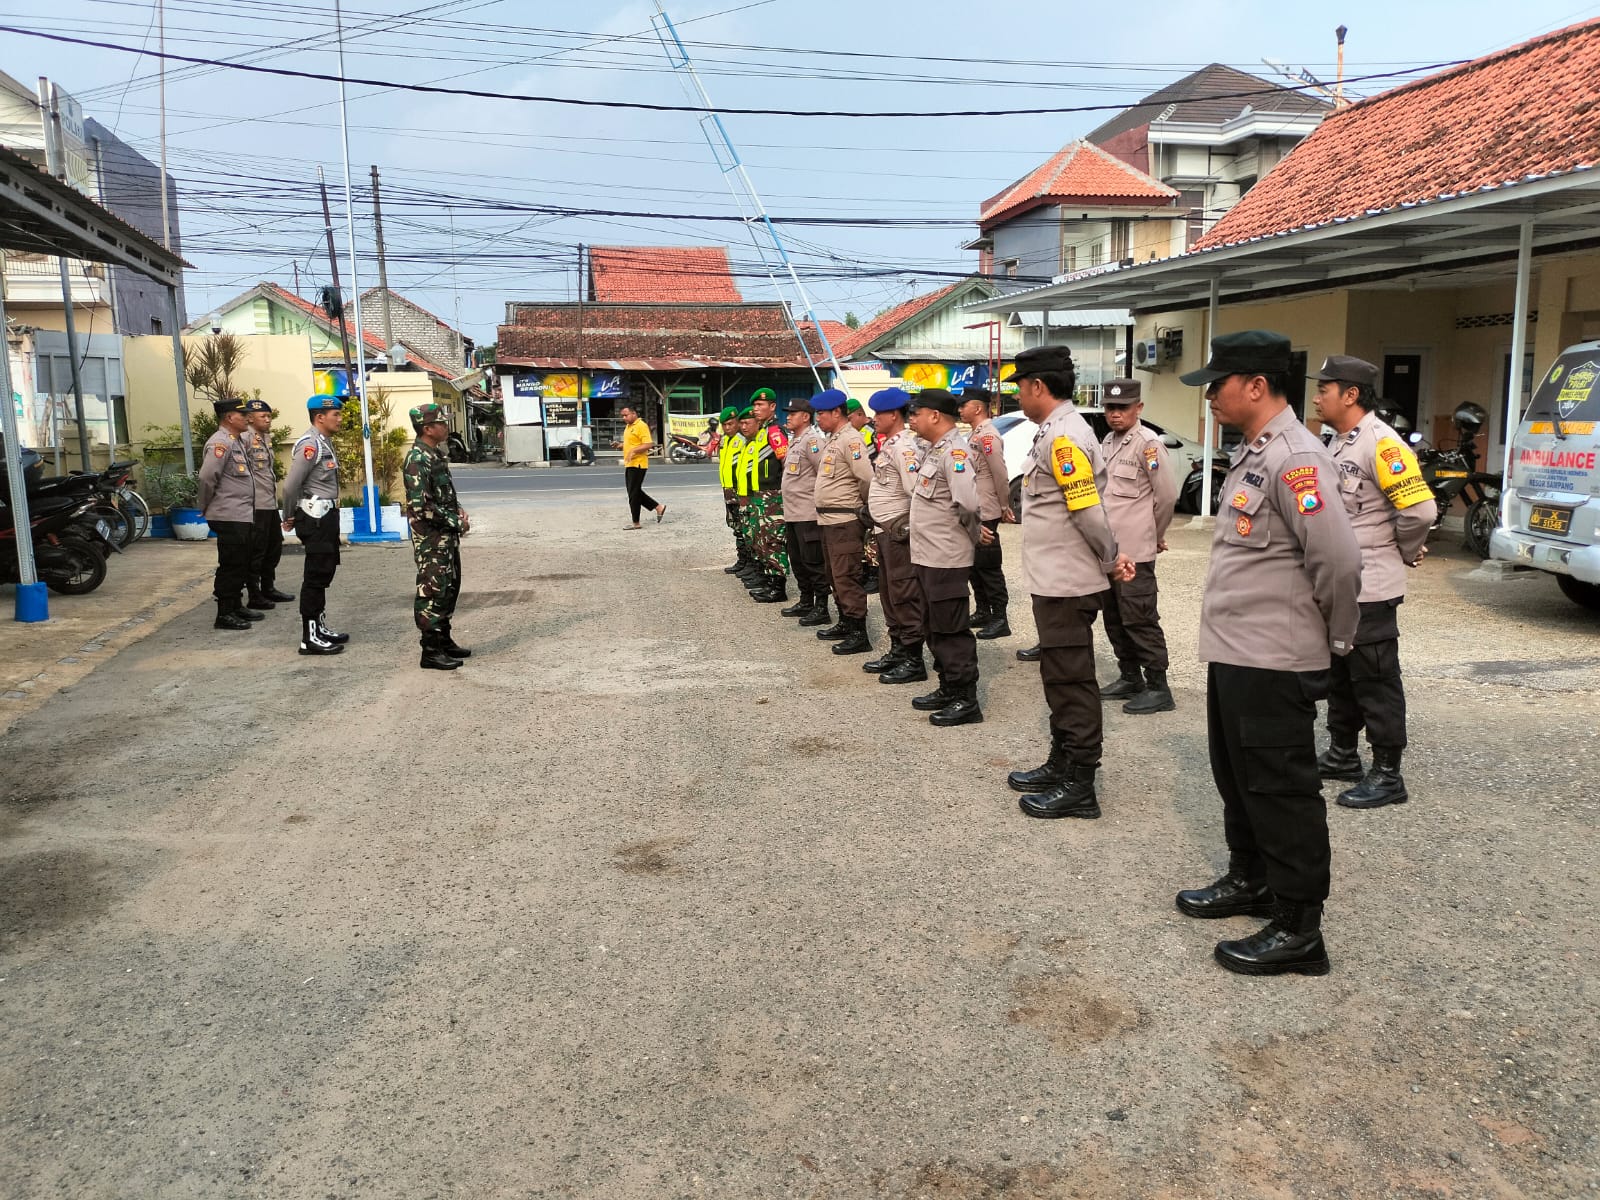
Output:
[1175, 859, 1274, 919]
[1099, 663, 1143, 699]
[298, 617, 344, 656]
[781, 592, 813, 617]
[862, 568, 879, 595]
[1123, 668, 1175, 715]
[420, 631, 462, 671]
[1016, 644, 1041, 662]
[752, 576, 789, 603]
[815, 614, 850, 640]
[1317, 738, 1364, 781]
[1007, 729, 1074, 793]
[879, 644, 928, 685]
[439, 621, 472, 659]
[262, 579, 296, 603]
[1214, 901, 1330, 976]
[863, 642, 903, 674]
[724, 554, 747, 574]
[1018, 764, 1100, 819]
[214, 598, 252, 631]
[1337, 747, 1409, 809]
[968, 605, 991, 629]
[930, 683, 983, 727]
[975, 606, 1011, 640]
[912, 682, 954, 712]
[316, 612, 350, 645]
[247, 584, 276, 610]
[831, 615, 872, 655]
[798, 597, 832, 628]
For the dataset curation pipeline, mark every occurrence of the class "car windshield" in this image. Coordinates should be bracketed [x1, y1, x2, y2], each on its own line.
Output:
[1526, 350, 1600, 422]
[992, 414, 1027, 434]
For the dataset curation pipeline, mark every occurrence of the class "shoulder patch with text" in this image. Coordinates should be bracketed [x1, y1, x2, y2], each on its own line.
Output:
[1375, 435, 1433, 509]
[1049, 437, 1101, 510]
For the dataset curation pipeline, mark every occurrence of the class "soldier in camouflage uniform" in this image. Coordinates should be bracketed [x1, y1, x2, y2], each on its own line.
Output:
[744, 388, 791, 602]
[402, 403, 473, 671]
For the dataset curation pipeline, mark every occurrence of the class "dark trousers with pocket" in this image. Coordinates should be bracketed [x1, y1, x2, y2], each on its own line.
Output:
[916, 564, 977, 687]
[625, 467, 659, 524]
[209, 519, 254, 606]
[1033, 593, 1104, 765]
[292, 509, 341, 619]
[250, 508, 284, 591]
[1101, 559, 1168, 671]
[968, 518, 1007, 612]
[876, 531, 924, 646]
[1326, 600, 1407, 750]
[1208, 662, 1331, 905]
[821, 520, 867, 619]
[785, 519, 828, 599]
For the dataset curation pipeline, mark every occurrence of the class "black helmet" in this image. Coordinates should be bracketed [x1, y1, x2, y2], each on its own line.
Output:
[1453, 402, 1487, 433]
[1375, 403, 1412, 436]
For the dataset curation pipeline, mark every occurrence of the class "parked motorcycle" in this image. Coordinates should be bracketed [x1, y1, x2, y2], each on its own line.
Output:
[0, 492, 110, 595]
[1178, 448, 1231, 516]
[11, 452, 146, 548]
[1406, 402, 1501, 558]
[668, 432, 714, 463]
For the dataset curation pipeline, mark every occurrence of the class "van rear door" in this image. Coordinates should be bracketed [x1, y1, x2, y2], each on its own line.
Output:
[1505, 342, 1600, 552]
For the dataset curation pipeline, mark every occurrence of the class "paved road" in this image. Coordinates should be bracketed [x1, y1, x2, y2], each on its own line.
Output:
[452, 462, 717, 506]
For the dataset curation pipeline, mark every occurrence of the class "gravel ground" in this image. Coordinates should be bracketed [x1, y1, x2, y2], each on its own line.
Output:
[1, 475, 1596, 1199]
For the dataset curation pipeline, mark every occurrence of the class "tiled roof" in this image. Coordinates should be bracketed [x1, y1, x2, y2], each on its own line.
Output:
[1193, 18, 1600, 252]
[832, 284, 961, 359]
[1087, 64, 1329, 147]
[260, 283, 455, 379]
[801, 319, 853, 355]
[498, 302, 823, 366]
[588, 246, 743, 303]
[979, 141, 1179, 229]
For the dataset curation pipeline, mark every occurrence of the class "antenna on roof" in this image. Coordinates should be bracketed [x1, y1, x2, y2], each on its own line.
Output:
[1335, 26, 1348, 109]
[1258, 56, 1339, 104]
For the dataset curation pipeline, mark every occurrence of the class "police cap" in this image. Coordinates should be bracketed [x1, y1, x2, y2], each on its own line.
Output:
[1180, 330, 1292, 387]
[212, 398, 247, 417]
[785, 396, 812, 414]
[1101, 379, 1142, 406]
[1311, 354, 1379, 390]
[307, 394, 345, 412]
[243, 398, 273, 415]
[1010, 345, 1076, 381]
[912, 388, 960, 417]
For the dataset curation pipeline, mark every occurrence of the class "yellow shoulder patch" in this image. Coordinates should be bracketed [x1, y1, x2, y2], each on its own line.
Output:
[1375, 435, 1433, 509]
[1049, 436, 1100, 510]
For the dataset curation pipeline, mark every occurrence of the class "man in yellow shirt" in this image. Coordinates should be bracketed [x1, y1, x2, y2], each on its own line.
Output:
[613, 404, 665, 529]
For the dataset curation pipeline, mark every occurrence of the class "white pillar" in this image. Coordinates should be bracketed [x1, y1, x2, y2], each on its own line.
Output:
[1201, 276, 1220, 518]
[1500, 221, 1534, 527]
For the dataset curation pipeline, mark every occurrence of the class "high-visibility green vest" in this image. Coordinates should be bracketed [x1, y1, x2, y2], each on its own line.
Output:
[719, 432, 744, 490]
[740, 427, 766, 494]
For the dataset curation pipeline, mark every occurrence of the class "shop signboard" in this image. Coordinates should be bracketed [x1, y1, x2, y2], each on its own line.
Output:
[543, 399, 580, 426]
[892, 361, 1016, 395]
[513, 370, 626, 400]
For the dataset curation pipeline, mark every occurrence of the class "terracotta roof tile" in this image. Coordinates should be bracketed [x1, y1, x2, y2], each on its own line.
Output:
[589, 245, 743, 303]
[832, 284, 962, 360]
[261, 283, 455, 379]
[979, 140, 1178, 229]
[1193, 18, 1600, 251]
[497, 302, 822, 365]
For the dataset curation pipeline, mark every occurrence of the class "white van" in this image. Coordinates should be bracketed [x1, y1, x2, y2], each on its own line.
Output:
[1490, 340, 1600, 611]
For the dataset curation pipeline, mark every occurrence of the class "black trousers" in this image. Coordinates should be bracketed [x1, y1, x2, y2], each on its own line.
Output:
[1327, 600, 1407, 750]
[915, 564, 977, 687]
[1033, 594, 1103, 765]
[249, 508, 285, 590]
[209, 519, 253, 606]
[784, 519, 828, 599]
[625, 467, 659, 523]
[1101, 559, 1168, 671]
[1208, 662, 1331, 905]
[292, 509, 341, 619]
[969, 518, 1007, 611]
[876, 531, 924, 645]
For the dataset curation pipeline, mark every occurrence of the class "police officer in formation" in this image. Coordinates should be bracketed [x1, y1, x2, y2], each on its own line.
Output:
[959, 386, 1014, 640]
[1176, 332, 1362, 977]
[243, 399, 295, 612]
[1096, 379, 1179, 715]
[778, 396, 831, 626]
[810, 389, 874, 655]
[730, 407, 760, 590]
[402, 402, 473, 671]
[717, 404, 747, 576]
[198, 398, 264, 631]
[742, 389, 791, 603]
[280, 394, 347, 656]
[862, 387, 928, 685]
[1311, 354, 1436, 809]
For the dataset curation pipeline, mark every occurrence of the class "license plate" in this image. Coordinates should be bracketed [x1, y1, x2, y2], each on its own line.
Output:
[94, 520, 110, 538]
[1433, 470, 1468, 479]
[1529, 505, 1573, 535]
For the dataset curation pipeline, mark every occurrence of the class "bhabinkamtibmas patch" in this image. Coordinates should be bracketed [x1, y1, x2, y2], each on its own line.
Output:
[1375, 436, 1433, 508]
[1050, 437, 1101, 510]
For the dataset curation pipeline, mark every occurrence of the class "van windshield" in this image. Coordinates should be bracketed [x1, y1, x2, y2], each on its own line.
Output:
[1526, 351, 1600, 422]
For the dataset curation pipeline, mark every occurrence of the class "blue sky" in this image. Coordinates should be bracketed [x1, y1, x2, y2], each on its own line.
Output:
[9, 0, 1600, 346]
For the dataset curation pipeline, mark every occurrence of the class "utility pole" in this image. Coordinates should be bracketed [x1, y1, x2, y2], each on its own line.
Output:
[37, 78, 91, 472]
[317, 167, 355, 386]
[1335, 26, 1348, 108]
[370, 164, 396, 362]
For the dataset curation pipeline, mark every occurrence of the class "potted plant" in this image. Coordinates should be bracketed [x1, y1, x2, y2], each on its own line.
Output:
[144, 462, 208, 540]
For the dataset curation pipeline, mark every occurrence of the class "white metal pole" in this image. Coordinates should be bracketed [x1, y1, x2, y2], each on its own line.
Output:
[1, 254, 46, 619]
[1201, 276, 1219, 519]
[333, 0, 377, 534]
[1500, 221, 1534, 528]
[168, 286, 195, 475]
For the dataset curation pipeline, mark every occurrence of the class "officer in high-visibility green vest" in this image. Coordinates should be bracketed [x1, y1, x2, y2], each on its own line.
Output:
[717, 404, 746, 575]
[731, 407, 761, 588]
[741, 388, 791, 601]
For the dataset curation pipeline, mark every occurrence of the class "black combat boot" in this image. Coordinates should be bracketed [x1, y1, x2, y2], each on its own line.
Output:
[815, 613, 850, 640]
[1214, 901, 1330, 976]
[439, 621, 472, 658]
[930, 682, 983, 727]
[1337, 747, 1409, 809]
[1098, 663, 1143, 699]
[236, 596, 265, 621]
[262, 579, 296, 603]
[724, 553, 747, 574]
[862, 568, 879, 595]
[798, 596, 832, 628]
[420, 630, 462, 671]
[315, 612, 350, 645]
[879, 643, 928, 685]
[780, 592, 813, 617]
[1016, 644, 1041, 662]
[975, 606, 1011, 640]
[1176, 855, 1274, 919]
[912, 682, 954, 712]
[214, 598, 252, 631]
[831, 615, 872, 655]
[1007, 729, 1074, 793]
[863, 642, 903, 674]
[1317, 739, 1365, 782]
[247, 582, 276, 610]
[1123, 668, 1175, 714]
[298, 617, 344, 656]
[752, 575, 789, 603]
[1018, 763, 1100, 819]
[968, 605, 991, 629]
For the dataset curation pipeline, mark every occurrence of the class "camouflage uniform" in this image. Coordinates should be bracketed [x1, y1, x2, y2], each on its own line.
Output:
[402, 433, 464, 635]
[745, 420, 790, 579]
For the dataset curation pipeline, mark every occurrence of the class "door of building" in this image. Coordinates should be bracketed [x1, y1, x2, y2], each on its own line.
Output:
[1382, 353, 1423, 430]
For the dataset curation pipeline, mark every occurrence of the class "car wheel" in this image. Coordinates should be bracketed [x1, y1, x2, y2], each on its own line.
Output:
[1009, 476, 1021, 515]
[1556, 574, 1600, 612]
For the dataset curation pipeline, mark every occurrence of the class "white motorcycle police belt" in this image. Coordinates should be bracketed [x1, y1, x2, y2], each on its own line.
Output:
[297, 496, 335, 519]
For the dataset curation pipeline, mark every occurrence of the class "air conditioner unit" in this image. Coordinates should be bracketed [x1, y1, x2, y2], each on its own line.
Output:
[1134, 339, 1161, 371]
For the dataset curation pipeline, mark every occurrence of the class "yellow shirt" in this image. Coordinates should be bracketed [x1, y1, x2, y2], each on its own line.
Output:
[621, 418, 653, 469]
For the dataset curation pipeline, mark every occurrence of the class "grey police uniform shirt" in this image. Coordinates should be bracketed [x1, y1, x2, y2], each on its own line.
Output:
[1020, 401, 1119, 598]
[1330, 412, 1438, 603]
[868, 427, 924, 531]
[280, 426, 341, 520]
[1198, 405, 1363, 672]
[813, 424, 873, 526]
[780, 423, 825, 522]
[197, 428, 257, 522]
[1101, 421, 1177, 564]
[910, 428, 981, 569]
[966, 417, 1009, 522]
[247, 428, 278, 513]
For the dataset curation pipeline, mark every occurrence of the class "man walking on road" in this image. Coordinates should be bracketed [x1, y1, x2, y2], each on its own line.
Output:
[280, 395, 347, 656]
[198, 397, 261, 632]
[1174, 332, 1362, 977]
[243, 399, 294, 613]
[403, 403, 473, 671]
[614, 405, 664, 529]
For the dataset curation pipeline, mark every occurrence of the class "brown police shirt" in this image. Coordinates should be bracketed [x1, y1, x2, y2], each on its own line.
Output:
[1101, 421, 1177, 564]
[910, 428, 981, 569]
[868, 427, 924, 527]
[780, 423, 825, 522]
[966, 417, 1009, 521]
[198, 428, 257, 522]
[247, 428, 278, 512]
[813, 424, 873, 526]
[1329, 412, 1437, 603]
[1020, 401, 1118, 597]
